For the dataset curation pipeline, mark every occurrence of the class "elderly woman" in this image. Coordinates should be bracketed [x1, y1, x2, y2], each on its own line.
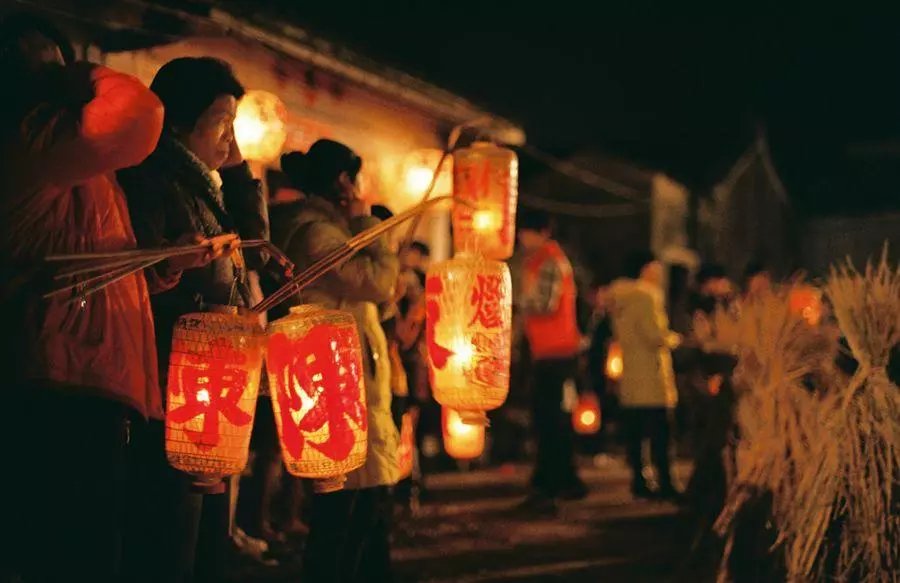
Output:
[274, 140, 400, 583]
[118, 56, 268, 581]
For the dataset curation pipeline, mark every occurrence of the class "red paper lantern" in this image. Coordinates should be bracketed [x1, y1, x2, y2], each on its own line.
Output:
[452, 142, 518, 260]
[788, 285, 823, 326]
[426, 254, 512, 425]
[606, 341, 624, 381]
[266, 305, 367, 492]
[165, 306, 265, 484]
[442, 407, 485, 460]
[572, 393, 602, 435]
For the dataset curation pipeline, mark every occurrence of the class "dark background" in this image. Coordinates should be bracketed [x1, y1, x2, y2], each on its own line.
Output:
[224, 0, 900, 215]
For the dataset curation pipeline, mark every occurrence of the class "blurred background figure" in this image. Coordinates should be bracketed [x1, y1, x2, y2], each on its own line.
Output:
[610, 250, 681, 500]
[517, 209, 587, 512]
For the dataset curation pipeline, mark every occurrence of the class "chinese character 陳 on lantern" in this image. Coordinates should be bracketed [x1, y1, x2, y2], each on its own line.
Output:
[605, 341, 623, 381]
[165, 306, 265, 484]
[572, 393, 602, 435]
[267, 305, 367, 492]
[234, 89, 288, 163]
[452, 142, 518, 260]
[442, 407, 485, 460]
[426, 254, 512, 425]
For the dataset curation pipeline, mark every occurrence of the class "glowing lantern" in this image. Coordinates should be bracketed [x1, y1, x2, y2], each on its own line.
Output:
[397, 409, 417, 480]
[605, 341, 624, 381]
[165, 306, 265, 484]
[572, 393, 602, 435]
[234, 89, 288, 162]
[452, 142, 518, 260]
[442, 407, 485, 460]
[789, 285, 823, 326]
[402, 148, 453, 209]
[425, 254, 512, 425]
[266, 305, 367, 492]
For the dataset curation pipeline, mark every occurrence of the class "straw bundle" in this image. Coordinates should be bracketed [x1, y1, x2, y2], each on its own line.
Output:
[713, 250, 900, 582]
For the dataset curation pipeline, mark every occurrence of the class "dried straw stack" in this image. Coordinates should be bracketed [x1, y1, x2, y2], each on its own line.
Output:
[712, 249, 899, 582]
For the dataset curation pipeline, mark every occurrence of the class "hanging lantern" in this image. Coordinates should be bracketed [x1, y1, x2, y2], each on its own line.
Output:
[426, 254, 512, 425]
[605, 341, 624, 381]
[234, 89, 288, 163]
[266, 305, 367, 492]
[572, 393, 602, 435]
[397, 409, 417, 481]
[452, 142, 518, 260]
[403, 148, 453, 205]
[789, 285, 823, 326]
[442, 407, 485, 460]
[165, 306, 265, 484]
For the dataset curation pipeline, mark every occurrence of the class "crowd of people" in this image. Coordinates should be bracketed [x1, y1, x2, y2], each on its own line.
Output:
[0, 10, 781, 583]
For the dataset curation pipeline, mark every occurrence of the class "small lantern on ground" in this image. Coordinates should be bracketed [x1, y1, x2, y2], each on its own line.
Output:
[606, 341, 624, 381]
[572, 393, 602, 435]
[165, 306, 265, 484]
[452, 142, 518, 260]
[442, 407, 485, 460]
[234, 89, 288, 163]
[267, 305, 367, 492]
[425, 254, 512, 425]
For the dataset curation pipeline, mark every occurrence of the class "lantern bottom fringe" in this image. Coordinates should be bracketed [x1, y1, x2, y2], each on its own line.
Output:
[314, 475, 347, 493]
[458, 409, 490, 427]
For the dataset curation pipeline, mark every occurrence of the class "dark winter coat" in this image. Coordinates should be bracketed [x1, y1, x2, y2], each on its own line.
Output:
[118, 133, 267, 388]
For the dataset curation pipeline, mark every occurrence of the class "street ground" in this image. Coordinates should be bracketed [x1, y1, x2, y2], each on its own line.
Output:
[230, 456, 718, 582]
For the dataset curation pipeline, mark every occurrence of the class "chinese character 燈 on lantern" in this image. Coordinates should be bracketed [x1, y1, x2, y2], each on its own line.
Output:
[426, 254, 511, 425]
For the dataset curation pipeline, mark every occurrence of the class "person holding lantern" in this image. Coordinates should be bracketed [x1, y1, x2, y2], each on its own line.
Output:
[0, 13, 214, 581]
[276, 140, 400, 583]
[609, 250, 682, 500]
[516, 209, 587, 510]
[117, 56, 270, 581]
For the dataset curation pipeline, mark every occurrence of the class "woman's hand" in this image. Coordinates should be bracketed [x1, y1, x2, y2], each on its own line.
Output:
[164, 233, 238, 274]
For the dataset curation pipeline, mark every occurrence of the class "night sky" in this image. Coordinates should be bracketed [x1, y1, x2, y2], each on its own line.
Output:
[234, 1, 900, 214]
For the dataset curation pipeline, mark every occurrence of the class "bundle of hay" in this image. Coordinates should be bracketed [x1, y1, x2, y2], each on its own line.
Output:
[713, 250, 899, 582]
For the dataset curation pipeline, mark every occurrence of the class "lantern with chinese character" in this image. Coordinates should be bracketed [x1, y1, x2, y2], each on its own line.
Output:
[397, 409, 417, 480]
[606, 341, 624, 381]
[442, 407, 485, 460]
[234, 89, 288, 162]
[165, 306, 265, 484]
[452, 142, 518, 260]
[789, 285, 823, 326]
[572, 393, 602, 435]
[266, 305, 367, 492]
[426, 254, 512, 425]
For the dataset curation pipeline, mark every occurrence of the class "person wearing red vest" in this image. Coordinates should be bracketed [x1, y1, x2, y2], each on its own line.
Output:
[517, 209, 586, 511]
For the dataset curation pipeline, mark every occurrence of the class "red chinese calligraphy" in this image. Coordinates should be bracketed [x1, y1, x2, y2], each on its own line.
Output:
[469, 274, 504, 329]
[168, 337, 253, 451]
[268, 324, 366, 463]
[425, 275, 455, 372]
[470, 332, 509, 387]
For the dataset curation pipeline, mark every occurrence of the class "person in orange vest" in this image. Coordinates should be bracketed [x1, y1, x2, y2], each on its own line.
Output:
[517, 209, 587, 511]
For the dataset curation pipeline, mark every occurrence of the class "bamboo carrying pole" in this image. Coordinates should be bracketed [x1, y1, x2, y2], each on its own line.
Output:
[253, 195, 468, 314]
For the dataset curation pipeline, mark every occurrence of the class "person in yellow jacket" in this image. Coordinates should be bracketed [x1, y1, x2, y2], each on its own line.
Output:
[610, 250, 682, 499]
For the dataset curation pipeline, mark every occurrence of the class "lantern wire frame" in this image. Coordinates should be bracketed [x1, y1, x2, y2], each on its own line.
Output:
[266, 305, 368, 492]
[165, 306, 265, 484]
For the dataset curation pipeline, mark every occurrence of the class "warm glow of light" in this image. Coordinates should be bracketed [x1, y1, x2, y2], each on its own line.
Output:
[606, 342, 624, 380]
[789, 286, 823, 326]
[472, 209, 501, 232]
[450, 338, 475, 367]
[442, 407, 485, 460]
[448, 413, 477, 437]
[234, 90, 287, 162]
[405, 166, 434, 195]
[579, 410, 597, 426]
[196, 389, 211, 405]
